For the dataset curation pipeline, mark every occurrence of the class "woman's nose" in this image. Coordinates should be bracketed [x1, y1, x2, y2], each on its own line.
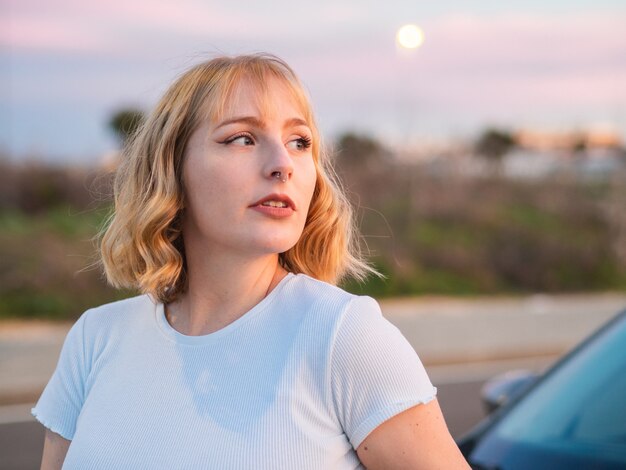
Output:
[264, 139, 294, 182]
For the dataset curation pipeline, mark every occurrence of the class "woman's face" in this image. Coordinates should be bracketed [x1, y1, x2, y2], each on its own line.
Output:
[180, 76, 317, 259]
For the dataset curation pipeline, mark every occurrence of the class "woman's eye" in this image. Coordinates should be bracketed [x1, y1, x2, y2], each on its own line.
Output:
[226, 134, 254, 146]
[286, 136, 312, 151]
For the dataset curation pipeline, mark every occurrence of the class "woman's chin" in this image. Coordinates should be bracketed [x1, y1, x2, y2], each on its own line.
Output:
[252, 236, 300, 257]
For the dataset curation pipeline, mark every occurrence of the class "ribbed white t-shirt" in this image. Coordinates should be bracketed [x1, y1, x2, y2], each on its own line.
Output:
[32, 273, 437, 469]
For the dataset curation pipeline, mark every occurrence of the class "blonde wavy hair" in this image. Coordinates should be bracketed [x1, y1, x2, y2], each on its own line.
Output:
[99, 53, 375, 304]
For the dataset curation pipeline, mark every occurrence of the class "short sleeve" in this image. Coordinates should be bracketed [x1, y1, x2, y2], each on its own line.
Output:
[330, 296, 437, 449]
[31, 313, 88, 440]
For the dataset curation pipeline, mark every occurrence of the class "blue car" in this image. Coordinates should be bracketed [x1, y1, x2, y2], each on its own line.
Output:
[457, 308, 626, 469]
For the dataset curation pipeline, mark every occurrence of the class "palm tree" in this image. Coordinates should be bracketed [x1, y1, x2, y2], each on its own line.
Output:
[475, 128, 516, 175]
[108, 108, 145, 145]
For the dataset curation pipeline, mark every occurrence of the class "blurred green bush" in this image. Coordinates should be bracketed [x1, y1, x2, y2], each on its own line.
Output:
[0, 161, 133, 320]
[1, 142, 626, 321]
[335, 134, 626, 297]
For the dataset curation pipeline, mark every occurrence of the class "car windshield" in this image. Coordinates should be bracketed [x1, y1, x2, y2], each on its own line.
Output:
[470, 312, 626, 469]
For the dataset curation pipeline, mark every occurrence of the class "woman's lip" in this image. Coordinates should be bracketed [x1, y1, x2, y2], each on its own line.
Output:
[250, 205, 294, 218]
[249, 193, 296, 210]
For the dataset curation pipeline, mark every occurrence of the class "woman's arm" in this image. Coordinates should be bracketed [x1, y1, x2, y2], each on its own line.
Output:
[356, 398, 470, 469]
[40, 429, 71, 470]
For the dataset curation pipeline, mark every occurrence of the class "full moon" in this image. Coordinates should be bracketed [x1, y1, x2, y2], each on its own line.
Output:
[396, 24, 424, 49]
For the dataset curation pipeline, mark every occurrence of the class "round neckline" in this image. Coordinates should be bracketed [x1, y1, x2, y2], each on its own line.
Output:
[155, 272, 295, 345]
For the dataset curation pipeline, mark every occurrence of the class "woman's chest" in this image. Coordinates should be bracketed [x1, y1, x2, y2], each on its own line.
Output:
[66, 342, 360, 469]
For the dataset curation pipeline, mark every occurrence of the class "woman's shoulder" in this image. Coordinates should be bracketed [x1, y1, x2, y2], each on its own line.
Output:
[286, 273, 381, 323]
[76, 294, 156, 337]
[53, 295, 155, 366]
[82, 293, 154, 319]
[288, 273, 362, 306]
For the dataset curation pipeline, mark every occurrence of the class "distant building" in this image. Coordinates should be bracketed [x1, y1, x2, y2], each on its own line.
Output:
[515, 128, 623, 152]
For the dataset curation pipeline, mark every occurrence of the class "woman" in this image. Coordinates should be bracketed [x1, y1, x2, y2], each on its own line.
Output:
[33, 54, 469, 469]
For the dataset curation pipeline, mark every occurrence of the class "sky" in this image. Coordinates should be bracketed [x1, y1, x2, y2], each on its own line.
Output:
[2, 0, 625, 165]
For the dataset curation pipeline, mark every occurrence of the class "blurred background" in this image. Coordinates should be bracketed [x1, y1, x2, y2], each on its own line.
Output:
[1, 1, 626, 464]
[1, 0, 625, 319]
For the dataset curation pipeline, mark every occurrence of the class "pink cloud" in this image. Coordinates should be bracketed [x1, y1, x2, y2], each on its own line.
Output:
[0, 16, 111, 52]
[3, 0, 306, 54]
[420, 12, 625, 73]
[4, 3, 625, 133]
[292, 10, 626, 116]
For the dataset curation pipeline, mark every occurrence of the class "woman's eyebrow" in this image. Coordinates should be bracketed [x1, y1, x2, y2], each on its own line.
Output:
[215, 116, 263, 130]
[283, 117, 309, 129]
[214, 116, 309, 131]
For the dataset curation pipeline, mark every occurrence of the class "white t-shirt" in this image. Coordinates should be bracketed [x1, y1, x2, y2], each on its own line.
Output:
[32, 273, 437, 469]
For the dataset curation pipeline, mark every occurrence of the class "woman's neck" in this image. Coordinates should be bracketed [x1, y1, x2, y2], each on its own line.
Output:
[165, 251, 288, 336]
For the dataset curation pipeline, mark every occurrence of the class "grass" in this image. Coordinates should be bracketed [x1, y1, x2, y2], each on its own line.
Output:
[2, 172, 626, 320]
[0, 204, 134, 320]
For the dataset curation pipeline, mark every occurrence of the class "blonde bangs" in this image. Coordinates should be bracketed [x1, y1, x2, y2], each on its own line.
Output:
[98, 53, 375, 304]
[202, 63, 317, 148]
